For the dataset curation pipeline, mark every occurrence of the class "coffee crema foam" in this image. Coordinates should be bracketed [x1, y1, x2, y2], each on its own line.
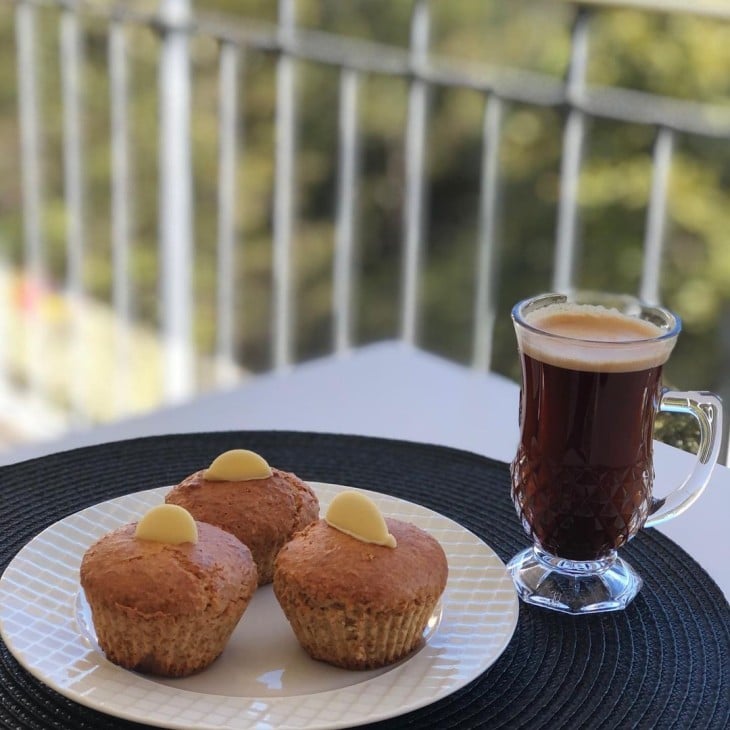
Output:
[519, 303, 675, 373]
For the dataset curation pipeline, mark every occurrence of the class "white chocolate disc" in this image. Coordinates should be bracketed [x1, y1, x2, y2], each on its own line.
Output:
[135, 504, 198, 545]
[204, 449, 273, 481]
[325, 491, 396, 548]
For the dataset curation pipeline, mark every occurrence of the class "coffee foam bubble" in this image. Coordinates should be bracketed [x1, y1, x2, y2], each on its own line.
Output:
[519, 303, 675, 372]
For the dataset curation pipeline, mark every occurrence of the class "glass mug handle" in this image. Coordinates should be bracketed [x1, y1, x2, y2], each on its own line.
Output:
[645, 390, 724, 528]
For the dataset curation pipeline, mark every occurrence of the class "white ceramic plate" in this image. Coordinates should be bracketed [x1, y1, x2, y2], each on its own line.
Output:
[0, 482, 519, 730]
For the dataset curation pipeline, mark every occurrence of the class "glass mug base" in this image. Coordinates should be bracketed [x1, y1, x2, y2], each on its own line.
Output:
[506, 546, 643, 615]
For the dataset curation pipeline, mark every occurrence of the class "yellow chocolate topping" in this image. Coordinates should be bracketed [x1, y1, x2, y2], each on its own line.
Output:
[204, 449, 273, 481]
[135, 504, 198, 545]
[325, 491, 397, 548]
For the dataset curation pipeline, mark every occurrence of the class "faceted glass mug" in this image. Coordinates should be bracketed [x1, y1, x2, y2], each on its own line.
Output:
[507, 291, 723, 614]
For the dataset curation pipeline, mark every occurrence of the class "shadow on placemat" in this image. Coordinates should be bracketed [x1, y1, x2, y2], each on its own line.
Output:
[1, 431, 728, 729]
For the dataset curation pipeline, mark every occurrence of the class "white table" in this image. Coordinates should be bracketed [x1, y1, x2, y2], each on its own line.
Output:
[2, 340, 728, 600]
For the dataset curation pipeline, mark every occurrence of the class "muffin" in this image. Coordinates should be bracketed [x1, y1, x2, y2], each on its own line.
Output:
[165, 449, 319, 585]
[273, 490, 448, 669]
[80, 503, 258, 677]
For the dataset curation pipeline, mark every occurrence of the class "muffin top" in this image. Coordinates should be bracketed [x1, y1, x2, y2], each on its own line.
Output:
[80, 521, 257, 617]
[274, 517, 448, 609]
[165, 468, 319, 546]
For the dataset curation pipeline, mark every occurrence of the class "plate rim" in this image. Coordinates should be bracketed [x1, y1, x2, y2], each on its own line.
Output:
[0, 481, 519, 730]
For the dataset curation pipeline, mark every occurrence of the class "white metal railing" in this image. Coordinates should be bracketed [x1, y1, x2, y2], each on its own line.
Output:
[5, 0, 730, 449]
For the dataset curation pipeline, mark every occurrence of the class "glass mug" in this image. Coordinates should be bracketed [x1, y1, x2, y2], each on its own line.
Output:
[507, 291, 723, 614]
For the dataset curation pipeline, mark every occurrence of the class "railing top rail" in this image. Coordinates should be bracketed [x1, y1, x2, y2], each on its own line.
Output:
[25, 0, 730, 22]
[565, 0, 730, 22]
[16, 0, 730, 138]
[15, 0, 730, 141]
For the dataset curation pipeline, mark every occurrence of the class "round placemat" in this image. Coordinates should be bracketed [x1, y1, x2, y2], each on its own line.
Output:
[1, 431, 728, 729]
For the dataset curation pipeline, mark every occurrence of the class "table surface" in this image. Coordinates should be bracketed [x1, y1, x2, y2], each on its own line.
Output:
[2, 339, 729, 600]
[1, 430, 728, 730]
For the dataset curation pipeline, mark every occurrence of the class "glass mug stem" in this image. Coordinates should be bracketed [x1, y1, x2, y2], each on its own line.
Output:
[646, 390, 723, 527]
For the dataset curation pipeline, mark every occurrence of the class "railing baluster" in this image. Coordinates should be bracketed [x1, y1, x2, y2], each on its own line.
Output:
[109, 17, 133, 415]
[272, 0, 297, 370]
[472, 94, 504, 372]
[640, 126, 674, 305]
[60, 4, 87, 421]
[216, 40, 240, 383]
[333, 67, 360, 355]
[15, 0, 45, 401]
[553, 8, 590, 293]
[158, 0, 195, 401]
[401, 0, 430, 346]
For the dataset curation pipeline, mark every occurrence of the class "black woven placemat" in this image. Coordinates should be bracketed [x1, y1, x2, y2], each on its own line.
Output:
[1, 431, 728, 729]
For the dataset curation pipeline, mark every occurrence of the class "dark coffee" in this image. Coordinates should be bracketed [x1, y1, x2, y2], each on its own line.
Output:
[511, 305, 670, 561]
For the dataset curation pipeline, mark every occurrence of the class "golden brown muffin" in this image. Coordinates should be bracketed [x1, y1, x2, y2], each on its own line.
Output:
[80, 520, 257, 677]
[165, 468, 319, 585]
[273, 517, 448, 669]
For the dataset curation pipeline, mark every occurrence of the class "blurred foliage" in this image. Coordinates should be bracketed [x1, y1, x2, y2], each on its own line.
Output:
[654, 411, 700, 455]
[0, 0, 729, 441]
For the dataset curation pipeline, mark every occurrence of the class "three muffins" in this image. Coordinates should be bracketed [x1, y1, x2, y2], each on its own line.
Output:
[80, 504, 258, 677]
[273, 490, 449, 669]
[166, 449, 319, 585]
[81, 456, 449, 677]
